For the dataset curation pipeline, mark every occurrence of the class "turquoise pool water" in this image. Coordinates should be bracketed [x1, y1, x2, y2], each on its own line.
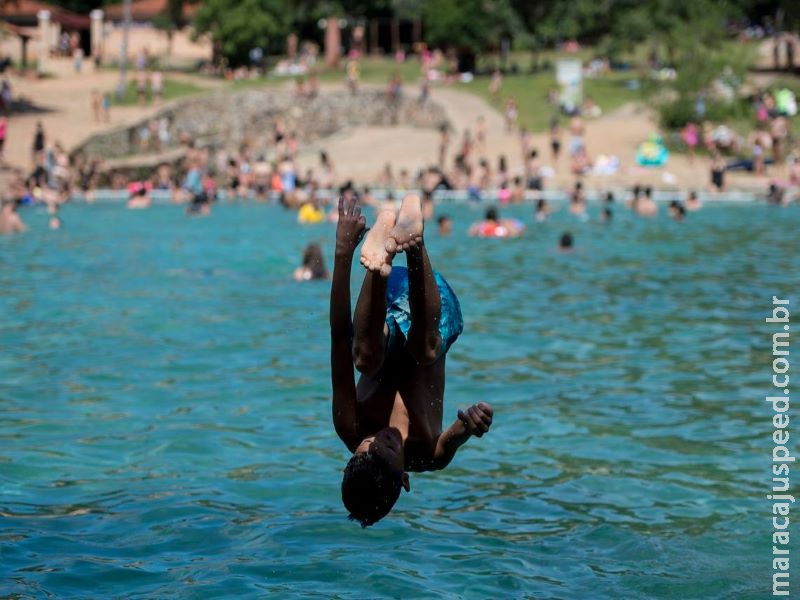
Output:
[1, 202, 797, 598]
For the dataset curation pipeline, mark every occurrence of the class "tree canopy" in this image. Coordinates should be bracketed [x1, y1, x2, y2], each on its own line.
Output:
[192, 0, 291, 66]
[32, 0, 800, 67]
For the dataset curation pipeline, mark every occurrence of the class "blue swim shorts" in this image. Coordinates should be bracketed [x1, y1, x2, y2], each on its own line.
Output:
[385, 266, 463, 358]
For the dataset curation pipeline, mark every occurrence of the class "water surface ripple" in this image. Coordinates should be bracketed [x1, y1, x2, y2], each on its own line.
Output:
[0, 203, 797, 598]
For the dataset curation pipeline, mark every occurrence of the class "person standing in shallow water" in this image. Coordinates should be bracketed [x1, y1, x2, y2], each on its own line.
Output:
[330, 194, 493, 527]
[0, 200, 26, 234]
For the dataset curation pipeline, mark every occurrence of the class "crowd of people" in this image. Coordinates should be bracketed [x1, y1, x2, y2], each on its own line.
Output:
[1, 107, 796, 237]
[2, 49, 798, 237]
[680, 87, 799, 192]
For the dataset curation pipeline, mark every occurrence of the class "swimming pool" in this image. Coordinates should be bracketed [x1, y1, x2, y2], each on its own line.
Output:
[1, 202, 797, 598]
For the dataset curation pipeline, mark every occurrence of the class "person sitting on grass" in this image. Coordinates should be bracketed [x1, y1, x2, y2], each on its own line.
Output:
[330, 193, 494, 527]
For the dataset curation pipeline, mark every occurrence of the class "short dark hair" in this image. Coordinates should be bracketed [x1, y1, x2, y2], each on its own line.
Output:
[485, 207, 498, 221]
[342, 453, 402, 528]
[560, 232, 574, 248]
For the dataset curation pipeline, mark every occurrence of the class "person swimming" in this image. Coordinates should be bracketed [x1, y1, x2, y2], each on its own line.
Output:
[535, 198, 550, 222]
[668, 201, 687, 221]
[297, 197, 325, 224]
[685, 191, 702, 211]
[469, 207, 525, 238]
[559, 231, 574, 251]
[330, 194, 493, 527]
[437, 214, 452, 236]
[126, 182, 152, 209]
[294, 242, 328, 281]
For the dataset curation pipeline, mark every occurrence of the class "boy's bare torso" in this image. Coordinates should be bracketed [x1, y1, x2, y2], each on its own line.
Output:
[355, 348, 446, 472]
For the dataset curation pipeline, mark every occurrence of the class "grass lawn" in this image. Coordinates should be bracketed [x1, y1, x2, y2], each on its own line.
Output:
[223, 56, 642, 132]
[225, 55, 423, 90]
[111, 77, 206, 106]
[460, 70, 642, 131]
[104, 55, 644, 133]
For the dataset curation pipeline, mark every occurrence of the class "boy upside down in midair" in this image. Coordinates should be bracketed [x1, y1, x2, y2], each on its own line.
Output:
[330, 193, 494, 527]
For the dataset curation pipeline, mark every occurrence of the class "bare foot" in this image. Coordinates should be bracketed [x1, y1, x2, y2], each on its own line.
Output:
[386, 194, 423, 254]
[360, 210, 396, 277]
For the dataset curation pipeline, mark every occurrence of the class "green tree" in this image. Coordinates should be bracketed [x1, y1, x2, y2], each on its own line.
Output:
[152, 0, 188, 56]
[518, 0, 627, 45]
[422, 0, 521, 54]
[192, 0, 291, 67]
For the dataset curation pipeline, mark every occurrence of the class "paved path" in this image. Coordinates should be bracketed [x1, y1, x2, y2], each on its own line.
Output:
[2, 60, 219, 172]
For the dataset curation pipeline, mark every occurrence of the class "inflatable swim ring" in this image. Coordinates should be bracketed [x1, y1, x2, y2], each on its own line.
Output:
[298, 203, 325, 224]
[636, 134, 669, 167]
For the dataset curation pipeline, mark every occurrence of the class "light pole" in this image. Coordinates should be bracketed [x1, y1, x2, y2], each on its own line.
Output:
[116, 0, 131, 98]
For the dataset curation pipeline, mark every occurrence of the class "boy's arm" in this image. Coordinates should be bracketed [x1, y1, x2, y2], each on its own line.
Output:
[431, 402, 493, 470]
[330, 196, 366, 452]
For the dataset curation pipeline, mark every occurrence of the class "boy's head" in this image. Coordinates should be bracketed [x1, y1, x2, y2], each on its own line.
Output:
[341, 427, 409, 527]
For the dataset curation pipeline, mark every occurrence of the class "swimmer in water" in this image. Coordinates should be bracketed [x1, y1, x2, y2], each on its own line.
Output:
[294, 242, 328, 281]
[331, 194, 493, 527]
[668, 201, 686, 221]
[559, 231, 574, 251]
[685, 190, 702, 211]
[437, 214, 452, 236]
[468, 207, 525, 237]
[534, 198, 550, 222]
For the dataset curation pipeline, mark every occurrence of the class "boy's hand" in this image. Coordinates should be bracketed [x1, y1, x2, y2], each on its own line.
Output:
[457, 402, 493, 438]
[336, 196, 367, 256]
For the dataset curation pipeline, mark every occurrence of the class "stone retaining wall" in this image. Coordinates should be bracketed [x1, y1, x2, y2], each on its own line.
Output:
[73, 89, 450, 163]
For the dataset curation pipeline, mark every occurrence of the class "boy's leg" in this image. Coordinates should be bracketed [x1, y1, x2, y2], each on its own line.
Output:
[353, 209, 396, 373]
[352, 271, 389, 374]
[405, 243, 442, 365]
[387, 194, 442, 365]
